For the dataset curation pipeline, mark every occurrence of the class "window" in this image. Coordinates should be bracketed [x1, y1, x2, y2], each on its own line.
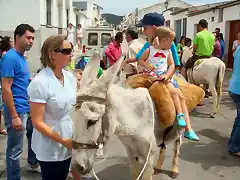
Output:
[88, 33, 98, 46]
[66, 9, 69, 27]
[182, 18, 187, 37]
[211, 17, 214, 22]
[165, 20, 170, 27]
[101, 33, 111, 46]
[218, 8, 223, 23]
[46, 0, 52, 25]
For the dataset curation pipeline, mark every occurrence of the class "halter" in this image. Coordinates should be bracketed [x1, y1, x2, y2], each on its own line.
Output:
[72, 95, 107, 150]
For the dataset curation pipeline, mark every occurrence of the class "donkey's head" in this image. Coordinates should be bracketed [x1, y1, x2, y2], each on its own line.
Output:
[72, 52, 124, 174]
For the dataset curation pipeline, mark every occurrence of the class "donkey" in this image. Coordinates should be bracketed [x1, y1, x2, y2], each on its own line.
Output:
[71, 53, 185, 179]
[181, 49, 226, 118]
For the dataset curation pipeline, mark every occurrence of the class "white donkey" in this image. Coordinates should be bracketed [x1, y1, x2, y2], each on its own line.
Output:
[71, 53, 185, 179]
[181, 49, 226, 118]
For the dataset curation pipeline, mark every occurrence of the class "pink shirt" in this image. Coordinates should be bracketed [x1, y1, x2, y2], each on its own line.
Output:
[105, 40, 122, 67]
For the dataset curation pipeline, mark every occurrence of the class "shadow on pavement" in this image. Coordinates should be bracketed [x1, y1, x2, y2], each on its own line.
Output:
[220, 94, 235, 111]
[180, 129, 240, 170]
[96, 164, 130, 180]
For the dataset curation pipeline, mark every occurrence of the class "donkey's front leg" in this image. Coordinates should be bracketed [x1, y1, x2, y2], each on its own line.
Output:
[141, 164, 154, 180]
[171, 136, 182, 179]
[154, 147, 165, 174]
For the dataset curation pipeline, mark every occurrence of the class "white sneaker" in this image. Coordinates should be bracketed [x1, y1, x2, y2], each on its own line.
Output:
[230, 152, 240, 157]
[26, 163, 41, 173]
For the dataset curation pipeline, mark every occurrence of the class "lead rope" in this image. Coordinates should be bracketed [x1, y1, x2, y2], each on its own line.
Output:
[92, 91, 155, 180]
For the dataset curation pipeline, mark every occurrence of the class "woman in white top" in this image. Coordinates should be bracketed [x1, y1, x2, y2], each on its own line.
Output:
[67, 23, 75, 44]
[76, 24, 84, 51]
[27, 35, 78, 180]
[233, 32, 240, 53]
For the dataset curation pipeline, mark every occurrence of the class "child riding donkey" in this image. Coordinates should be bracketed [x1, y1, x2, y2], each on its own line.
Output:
[138, 26, 188, 129]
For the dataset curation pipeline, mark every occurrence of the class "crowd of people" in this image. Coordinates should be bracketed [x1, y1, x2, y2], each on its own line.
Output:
[0, 11, 240, 180]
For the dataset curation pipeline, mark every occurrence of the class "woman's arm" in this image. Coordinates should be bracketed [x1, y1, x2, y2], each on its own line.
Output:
[30, 102, 72, 149]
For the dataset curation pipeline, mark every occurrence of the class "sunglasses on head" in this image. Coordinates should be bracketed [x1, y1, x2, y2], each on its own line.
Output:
[54, 48, 72, 55]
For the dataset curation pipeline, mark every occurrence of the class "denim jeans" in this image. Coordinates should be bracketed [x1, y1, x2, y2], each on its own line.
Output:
[228, 92, 240, 153]
[4, 109, 38, 180]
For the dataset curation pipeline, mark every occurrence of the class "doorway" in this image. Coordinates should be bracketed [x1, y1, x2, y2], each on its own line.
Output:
[175, 19, 182, 43]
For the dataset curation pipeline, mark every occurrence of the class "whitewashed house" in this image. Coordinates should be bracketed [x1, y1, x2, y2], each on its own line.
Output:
[0, 0, 75, 72]
[73, 1, 103, 28]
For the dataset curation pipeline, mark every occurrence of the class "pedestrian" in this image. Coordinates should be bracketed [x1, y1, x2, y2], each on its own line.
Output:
[105, 32, 123, 67]
[176, 36, 185, 61]
[27, 35, 79, 180]
[228, 45, 240, 156]
[0, 36, 14, 136]
[76, 24, 84, 51]
[212, 32, 222, 59]
[123, 28, 144, 76]
[219, 33, 225, 60]
[1, 24, 39, 180]
[67, 23, 75, 45]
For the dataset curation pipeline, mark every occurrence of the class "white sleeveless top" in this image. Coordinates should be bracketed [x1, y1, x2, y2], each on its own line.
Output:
[145, 46, 170, 76]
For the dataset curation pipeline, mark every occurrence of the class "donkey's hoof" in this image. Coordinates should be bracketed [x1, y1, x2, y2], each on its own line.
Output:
[153, 168, 161, 175]
[170, 171, 179, 179]
[210, 113, 216, 118]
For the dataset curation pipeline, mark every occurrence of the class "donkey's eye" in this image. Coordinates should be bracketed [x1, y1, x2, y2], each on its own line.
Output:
[87, 120, 97, 129]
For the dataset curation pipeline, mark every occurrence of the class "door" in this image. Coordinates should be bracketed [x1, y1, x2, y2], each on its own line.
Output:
[175, 19, 182, 44]
[228, 20, 240, 68]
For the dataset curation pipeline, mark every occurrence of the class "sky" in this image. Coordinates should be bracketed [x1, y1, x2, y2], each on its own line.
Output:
[94, 0, 227, 16]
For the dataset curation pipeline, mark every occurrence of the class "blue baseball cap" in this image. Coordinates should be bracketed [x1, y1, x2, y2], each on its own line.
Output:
[135, 13, 165, 27]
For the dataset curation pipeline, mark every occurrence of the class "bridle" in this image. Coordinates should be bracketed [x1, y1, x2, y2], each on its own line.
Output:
[72, 95, 108, 150]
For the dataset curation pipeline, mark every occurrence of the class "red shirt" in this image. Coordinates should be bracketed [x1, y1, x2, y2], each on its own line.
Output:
[105, 40, 122, 67]
[213, 40, 221, 58]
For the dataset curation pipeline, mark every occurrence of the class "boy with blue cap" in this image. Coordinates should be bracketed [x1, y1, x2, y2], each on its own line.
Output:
[124, 12, 199, 141]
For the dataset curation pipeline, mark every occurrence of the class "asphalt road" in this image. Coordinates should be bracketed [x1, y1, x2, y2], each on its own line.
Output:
[0, 71, 239, 180]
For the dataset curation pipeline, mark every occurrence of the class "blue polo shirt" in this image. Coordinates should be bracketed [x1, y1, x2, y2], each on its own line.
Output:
[229, 46, 240, 95]
[1, 48, 30, 113]
[135, 42, 181, 66]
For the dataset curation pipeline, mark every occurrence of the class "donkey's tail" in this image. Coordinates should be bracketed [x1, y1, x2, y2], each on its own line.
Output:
[216, 61, 226, 109]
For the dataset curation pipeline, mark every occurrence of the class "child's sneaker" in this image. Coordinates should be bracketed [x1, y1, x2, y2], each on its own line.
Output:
[176, 113, 186, 127]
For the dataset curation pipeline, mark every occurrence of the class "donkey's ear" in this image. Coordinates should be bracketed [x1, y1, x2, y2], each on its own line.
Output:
[98, 55, 125, 87]
[80, 52, 100, 89]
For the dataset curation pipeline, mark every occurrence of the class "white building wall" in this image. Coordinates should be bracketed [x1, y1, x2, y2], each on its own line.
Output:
[138, 0, 190, 22]
[0, 0, 41, 31]
[187, 10, 222, 40]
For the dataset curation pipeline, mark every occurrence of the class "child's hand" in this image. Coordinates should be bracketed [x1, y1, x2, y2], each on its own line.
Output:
[158, 74, 169, 82]
[147, 64, 155, 72]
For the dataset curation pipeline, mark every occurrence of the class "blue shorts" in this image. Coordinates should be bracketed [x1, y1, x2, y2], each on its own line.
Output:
[172, 78, 180, 88]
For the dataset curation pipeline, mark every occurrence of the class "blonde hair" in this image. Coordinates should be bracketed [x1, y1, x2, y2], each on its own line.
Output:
[40, 35, 67, 69]
[155, 26, 175, 41]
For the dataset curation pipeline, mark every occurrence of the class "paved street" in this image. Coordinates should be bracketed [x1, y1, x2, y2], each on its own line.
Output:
[1, 71, 239, 180]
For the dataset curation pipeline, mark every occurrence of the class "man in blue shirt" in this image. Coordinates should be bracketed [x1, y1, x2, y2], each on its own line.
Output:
[228, 46, 240, 156]
[1, 24, 39, 180]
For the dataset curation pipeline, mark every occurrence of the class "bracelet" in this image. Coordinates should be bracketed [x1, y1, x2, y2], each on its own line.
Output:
[12, 116, 19, 120]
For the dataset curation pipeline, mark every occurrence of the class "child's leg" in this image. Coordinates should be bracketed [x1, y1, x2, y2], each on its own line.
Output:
[175, 87, 199, 141]
[166, 83, 186, 127]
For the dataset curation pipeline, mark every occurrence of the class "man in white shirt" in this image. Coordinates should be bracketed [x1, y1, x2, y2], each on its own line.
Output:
[123, 28, 144, 76]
